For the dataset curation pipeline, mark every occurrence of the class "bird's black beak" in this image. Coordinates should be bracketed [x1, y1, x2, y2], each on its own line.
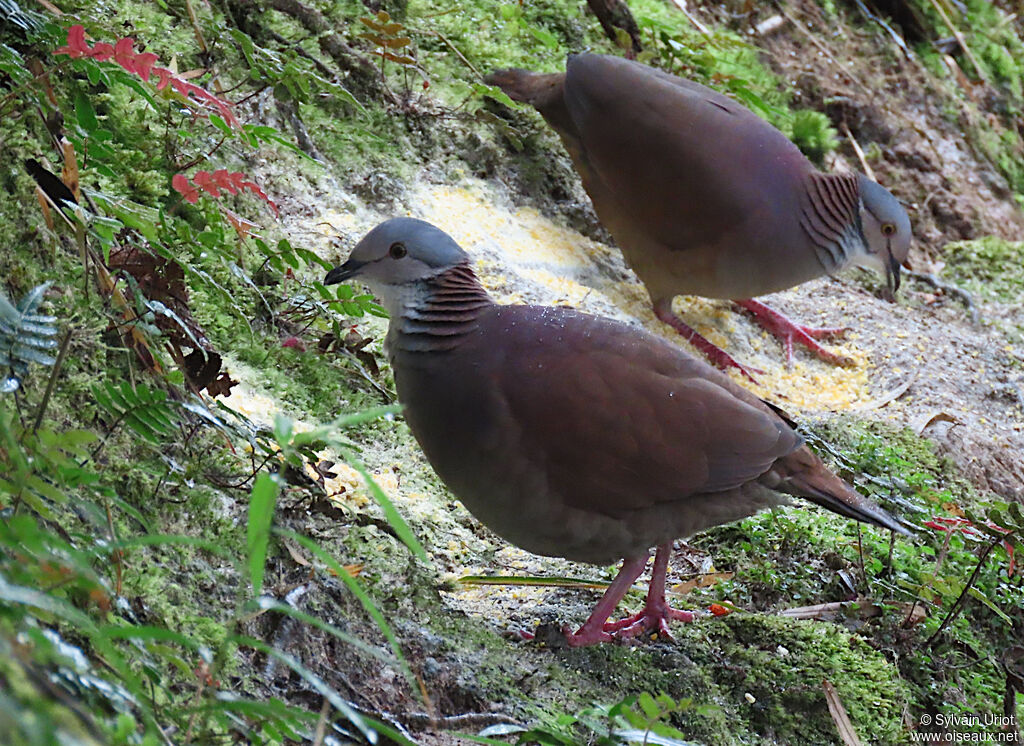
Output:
[886, 250, 901, 295]
[324, 258, 364, 285]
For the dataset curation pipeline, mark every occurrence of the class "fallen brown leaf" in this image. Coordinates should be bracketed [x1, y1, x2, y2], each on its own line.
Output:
[670, 571, 734, 595]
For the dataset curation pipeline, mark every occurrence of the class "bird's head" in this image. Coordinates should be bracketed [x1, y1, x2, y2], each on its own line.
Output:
[324, 218, 470, 311]
[855, 174, 912, 295]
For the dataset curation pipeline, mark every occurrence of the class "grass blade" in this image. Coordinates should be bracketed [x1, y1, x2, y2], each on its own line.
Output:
[247, 473, 279, 597]
[337, 446, 427, 563]
[231, 635, 380, 744]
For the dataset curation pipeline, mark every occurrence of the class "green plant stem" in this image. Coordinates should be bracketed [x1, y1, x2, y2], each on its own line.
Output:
[925, 536, 1006, 649]
[32, 329, 73, 434]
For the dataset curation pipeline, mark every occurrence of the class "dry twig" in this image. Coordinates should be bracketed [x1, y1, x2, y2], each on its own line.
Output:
[904, 270, 980, 324]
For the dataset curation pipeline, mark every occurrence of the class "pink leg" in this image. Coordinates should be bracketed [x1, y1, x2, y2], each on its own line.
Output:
[733, 299, 852, 367]
[653, 299, 761, 383]
[564, 545, 695, 647]
[564, 554, 649, 647]
[601, 544, 694, 642]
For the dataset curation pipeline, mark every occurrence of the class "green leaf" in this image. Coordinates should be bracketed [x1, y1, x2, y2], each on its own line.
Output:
[272, 413, 293, 449]
[328, 403, 402, 430]
[98, 624, 203, 650]
[473, 82, 518, 109]
[75, 90, 99, 132]
[230, 29, 257, 67]
[0, 282, 58, 385]
[0, 575, 97, 631]
[458, 574, 612, 589]
[966, 586, 1012, 625]
[613, 728, 701, 745]
[527, 25, 559, 49]
[186, 695, 316, 729]
[247, 473, 280, 597]
[209, 113, 233, 136]
[338, 447, 426, 562]
[84, 60, 103, 85]
[231, 635, 382, 744]
[638, 691, 660, 719]
[26, 474, 67, 504]
[254, 597, 404, 670]
[451, 733, 519, 745]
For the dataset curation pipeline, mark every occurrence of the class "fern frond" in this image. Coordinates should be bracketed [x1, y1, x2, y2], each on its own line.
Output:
[0, 282, 58, 391]
[92, 381, 179, 444]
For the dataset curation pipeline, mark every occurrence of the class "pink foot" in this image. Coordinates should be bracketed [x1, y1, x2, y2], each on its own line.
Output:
[602, 602, 695, 642]
[654, 299, 762, 383]
[563, 544, 696, 647]
[734, 299, 852, 367]
[562, 604, 695, 646]
[504, 627, 536, 641]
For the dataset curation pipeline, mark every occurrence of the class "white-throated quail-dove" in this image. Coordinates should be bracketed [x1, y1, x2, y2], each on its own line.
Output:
[486, 54, 913, 379]
[325, 218, 910, 646]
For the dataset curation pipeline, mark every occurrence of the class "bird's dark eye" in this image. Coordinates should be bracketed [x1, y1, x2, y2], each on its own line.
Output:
[389, 242, 407, 259]
[881, 223, 896, 236]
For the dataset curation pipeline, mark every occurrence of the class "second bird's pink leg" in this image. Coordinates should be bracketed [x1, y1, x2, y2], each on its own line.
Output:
[733, 299, 851, 367]
[564, 554, 649, 647]
[654, 299, 761, 382]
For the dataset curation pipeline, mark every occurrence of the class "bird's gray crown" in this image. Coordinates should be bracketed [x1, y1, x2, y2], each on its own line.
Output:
[354, 217, 468, 270]
[324, 216, 471, 292]
[854, 174, 912, 292]
[324, 218, 488, 325]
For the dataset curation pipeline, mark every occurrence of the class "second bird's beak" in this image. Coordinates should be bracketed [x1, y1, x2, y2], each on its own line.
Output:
[886, 251, 902, 296]
[324, 258, 365, 285]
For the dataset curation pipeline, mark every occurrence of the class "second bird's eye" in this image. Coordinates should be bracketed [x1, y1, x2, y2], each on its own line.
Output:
[389, 242, 407, 258]
[881, 223, 896, 236]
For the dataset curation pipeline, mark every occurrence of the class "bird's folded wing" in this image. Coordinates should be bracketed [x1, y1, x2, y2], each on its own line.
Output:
[491, 309, 801, 518]
[561, 56, 776, 253]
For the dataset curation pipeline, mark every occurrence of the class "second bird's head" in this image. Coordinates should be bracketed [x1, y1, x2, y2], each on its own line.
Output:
[324, 218, 469, 312]
[855, 174, 912, 295]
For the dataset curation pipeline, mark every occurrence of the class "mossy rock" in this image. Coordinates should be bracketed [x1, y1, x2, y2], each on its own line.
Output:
[697, 614, 909, 745]
[517, 615, 909, 745]
[942, 236, 1024, 303]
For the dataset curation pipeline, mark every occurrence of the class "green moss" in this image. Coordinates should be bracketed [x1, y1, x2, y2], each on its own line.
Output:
[786, 109, 840, 165]
[818, 0, 838, 16]
[911, 0, 1024, 194]
[913, 1, 1024, 98]
[942, 236, 1024, 303]
[230, 343, 389, 421]
[445, 614, 906, 745]
[125, 556, 235, 648]
[306, 0, 839, 186]
[704, 615, 908, 744]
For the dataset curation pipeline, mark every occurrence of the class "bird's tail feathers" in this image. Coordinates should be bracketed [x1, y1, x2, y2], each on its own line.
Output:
[778, 447, 912, 536]
[483, 69, 564, 107]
